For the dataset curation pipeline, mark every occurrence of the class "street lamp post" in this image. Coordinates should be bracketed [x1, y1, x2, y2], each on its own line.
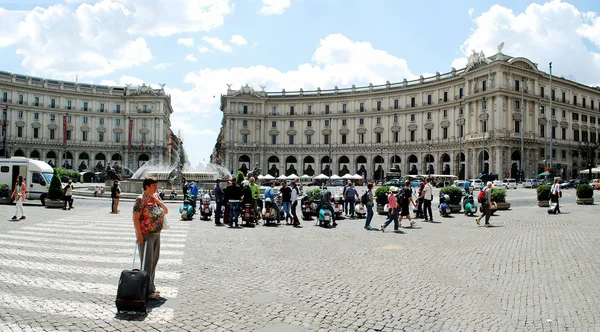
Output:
[427, 144, 432, 178]
[482, 97, 486, 174]
[549, 62, 553, 174]
[520, 77, 525, 182]
[541, 104, 548, 180]
[459, 102, 463, 179]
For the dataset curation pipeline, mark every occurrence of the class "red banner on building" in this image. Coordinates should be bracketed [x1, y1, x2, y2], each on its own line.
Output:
[63, 114, 67, 144]
[128, 119, 133, 154]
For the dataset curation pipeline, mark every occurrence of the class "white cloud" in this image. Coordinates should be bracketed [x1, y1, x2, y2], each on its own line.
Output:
[198, 46, 209, 53]
[99, 75, 146, 86]
[184, 54, 197, 62]
[177, 38, 194, 47]
[453, 1, 600, 85]
[230, 34, 247, 46]
[468, 8, 474, 17]
[259, 0, 290, 15]
[201, 37, 232, 52]
[153, 63, 171, 69]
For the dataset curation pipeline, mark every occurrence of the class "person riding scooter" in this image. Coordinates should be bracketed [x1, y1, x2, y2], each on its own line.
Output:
[316, 187, 337, 227]
[240, 180, 256, 226]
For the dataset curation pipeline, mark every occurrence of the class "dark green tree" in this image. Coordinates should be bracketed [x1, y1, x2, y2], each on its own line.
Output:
[47, 168, 64, 200]
[577, 140, 600, 180]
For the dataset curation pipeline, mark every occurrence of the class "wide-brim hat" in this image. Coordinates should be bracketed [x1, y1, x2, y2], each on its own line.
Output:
[390, 186, 399, 193]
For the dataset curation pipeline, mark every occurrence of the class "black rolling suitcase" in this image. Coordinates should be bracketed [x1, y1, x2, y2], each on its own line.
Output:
[115, 242, 150, 314]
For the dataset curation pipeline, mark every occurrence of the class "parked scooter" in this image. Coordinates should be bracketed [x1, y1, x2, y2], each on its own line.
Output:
[332, 193, 344, 219]
[301, 196, 314, 220]
[200, 193, 212, 220]
[354, 202, 367, 218]
[240, 201, 256, 227]
[261, 198, 278, 226]
[179, 194, 195, 220]
[438, 193, 452, 217]
[316, 206, 334, 228]
[463, 193, 478, 216]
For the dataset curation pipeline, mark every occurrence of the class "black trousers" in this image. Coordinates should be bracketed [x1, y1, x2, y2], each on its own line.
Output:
[64, 195, 73, 209]
[215, 199, 223, 224]
[423, 199, 433, 221]
[291, 201, 299, 224]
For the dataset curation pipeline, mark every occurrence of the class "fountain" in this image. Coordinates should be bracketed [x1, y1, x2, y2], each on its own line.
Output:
[117, 141, 232, 194]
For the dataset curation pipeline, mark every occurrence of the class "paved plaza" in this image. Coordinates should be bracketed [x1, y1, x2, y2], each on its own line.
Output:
[0, 187, 599, 331]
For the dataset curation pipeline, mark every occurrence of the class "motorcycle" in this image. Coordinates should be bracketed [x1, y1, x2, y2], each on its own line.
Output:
[354, 203, 367, 218]
[261, 198, 278, 226]
[316, 206, 334, 228]
[179, 194, 195, 220]
[240, 201, 255, 227]
[301, 196, 314, 220]
[332, 193, 344, 218]
[463, 193, 478, 216]
[200, 194, 213, 221]
[438, 193, 452, 217]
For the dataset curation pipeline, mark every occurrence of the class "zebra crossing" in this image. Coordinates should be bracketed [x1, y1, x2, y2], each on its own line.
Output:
[0, 209, 189, 329]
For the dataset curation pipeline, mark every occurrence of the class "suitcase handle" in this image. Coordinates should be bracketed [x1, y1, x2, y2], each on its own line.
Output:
[132, 241, 148, 270]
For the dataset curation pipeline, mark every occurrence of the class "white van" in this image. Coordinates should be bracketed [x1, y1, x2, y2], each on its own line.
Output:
[0, 157, 54, 204]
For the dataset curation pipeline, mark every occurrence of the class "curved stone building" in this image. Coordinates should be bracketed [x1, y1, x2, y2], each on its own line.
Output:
[0, 71, 174, 173]
[214, 50, 600, 181]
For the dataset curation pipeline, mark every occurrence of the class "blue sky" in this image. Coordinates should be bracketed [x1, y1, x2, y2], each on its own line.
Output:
[1, 0, 600, 166]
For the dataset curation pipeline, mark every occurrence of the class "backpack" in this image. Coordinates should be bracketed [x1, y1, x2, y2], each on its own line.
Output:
[396, 189, 407, 205]
[361, 191, 369, 205]
[477, 189, 486, 203]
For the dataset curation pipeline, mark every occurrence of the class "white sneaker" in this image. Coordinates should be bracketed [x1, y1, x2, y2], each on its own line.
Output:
[380, 224, 385, 232]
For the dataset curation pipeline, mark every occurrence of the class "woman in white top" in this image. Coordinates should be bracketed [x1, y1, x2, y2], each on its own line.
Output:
[551, 178, 561, 213]
[11, 175, 27, 221]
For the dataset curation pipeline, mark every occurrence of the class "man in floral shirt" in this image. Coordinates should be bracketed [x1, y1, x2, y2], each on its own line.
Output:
[132, 177, 169, 300]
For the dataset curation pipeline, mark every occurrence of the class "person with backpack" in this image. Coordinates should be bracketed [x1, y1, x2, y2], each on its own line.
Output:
[317, 187, 337, 227]
[363, 183, 375, 230]
[380, 186, 400, 232]
[476, 181, 493, 226]
[344, 181, 358, 218]
[421, 178, 434, 222]
[63, 179, 74, 210]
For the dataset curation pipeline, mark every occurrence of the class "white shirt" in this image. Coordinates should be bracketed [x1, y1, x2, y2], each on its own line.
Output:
[551, 184, 561, 195]
[423, 183, 433, 200]
[290, 186, 298, 202]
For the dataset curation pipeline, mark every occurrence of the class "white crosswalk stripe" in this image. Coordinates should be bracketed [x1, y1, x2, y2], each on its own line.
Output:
[0, 209, 189, 325]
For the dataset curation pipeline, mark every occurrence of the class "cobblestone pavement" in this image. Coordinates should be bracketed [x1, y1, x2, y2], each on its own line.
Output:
[0, 193, 599, 331]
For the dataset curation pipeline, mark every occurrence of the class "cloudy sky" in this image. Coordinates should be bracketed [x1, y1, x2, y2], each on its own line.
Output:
[1, 0, 600, 167]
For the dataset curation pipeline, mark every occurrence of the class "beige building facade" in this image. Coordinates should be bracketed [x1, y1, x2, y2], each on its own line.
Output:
[214, 50, 600, 181]
[0, 71, 174, 173]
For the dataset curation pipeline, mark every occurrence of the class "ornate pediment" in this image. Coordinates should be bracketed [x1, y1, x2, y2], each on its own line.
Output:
[374, 126, 384, 134]
[304, 128, 314, 136]
[113, 128, 123, 134]
[240, 128, 251, 135]
[31, 122, 41, 129]
[507, 57, 538, 71]
[66, 124, 74, 131]
[356, 127, 367, 134]
[80, 125, 90, 132]
[551, 119, 558, 127]
[339, 128, 350, 135]
[15, 120, 25, 127]
[97, 127, 106, 133]
[139, 128, 150, 134]
[590, 126, 596, 132]
[560, 121, 569, 128]
[538, 117, 547, 125]
[424, 122, 434, 130]
[408, 123, 418, 131]
[125, 83, 166, 97]
[572, 123, 580, 130]
[512, 112, 522, 121]
[440, 120, 450, 128]
[228, 84, 266, 99]
[478, 113, 489, 121]
[286, 129, 297, 136]
[581, 124, 589, 131]
[47, 123, 58, 130]
[391, 125, 401, 132]
[268, 129, 280, 136]
[321, 128, 332, 135]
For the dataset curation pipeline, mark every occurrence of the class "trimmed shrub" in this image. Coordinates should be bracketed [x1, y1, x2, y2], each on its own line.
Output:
[440, 186, 462, 205]
[536, 184, 552, 201]
[0, 184, 9, 198]
[491, 188, 506, 203]
[54, 167, 79, 180]
[576, 183, 593, 199]
[307, 188, 322, 201]
[47, 168, 64, 200]
[375, 186, 390, 205]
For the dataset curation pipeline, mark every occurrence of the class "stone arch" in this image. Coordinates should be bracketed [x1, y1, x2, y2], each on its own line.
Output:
[267, 156, 280, 177]
[408, 154, 419, 175]
[373, 155, 384, 181]
[424, 154, 435, 175]
[356, 155, 367, 178]
[303, 156, 315, 176]
[441, 153, 451, 175]
[478, 150, 490, 174]
[320, 156, 332, 176]
[338, 156, 350, 175]
[78, 152, 90, 171]
[511, 150, 521, 179]
[14, 149, 24, 157]
[137, 153, 149, 169]
[238, 154, 250, 175]
[30, 150, 40, 160]
[46, 151, 57, 167]
[285, 156, 298, 176]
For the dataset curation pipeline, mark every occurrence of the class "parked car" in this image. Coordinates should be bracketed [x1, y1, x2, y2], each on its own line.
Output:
[452, 180, 466, 194]
[470, 179, 482, 190]
[492, 180, 505, 190]
[589, 179, 600, 190]
[383, 179, 404, 187]
[523, 179, 540, 188]
[330, 179, 346, 187]
[436, 181, 453, 188]
[411, 179, 422, 187]
[502, 178, 518, 189]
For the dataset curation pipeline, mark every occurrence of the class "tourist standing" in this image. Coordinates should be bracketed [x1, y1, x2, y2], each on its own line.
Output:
[280, 181, 292, 224]
[380, 186, 399, 232]
[63, 180, 74, 210]
[10, 175, 26, 221]
[290, 181, 300, 226]
[213, 179, 224, 226]
[364, 183, 375, 230]
[416, 182, 425, 219]
[344, 181, 358, 218]
[476, 181, 493, 226]
[111, 180, 121, 214]
[226, 179, 242, 227]
[264, 182, 281, 223]
[249, 177, 260, 222]
[398, 181, 417, 228]
[551, 178, 562, 213]
[132, 176, 168, 300]
[342, 182, 350, 217]
[421, 178, 434, 222]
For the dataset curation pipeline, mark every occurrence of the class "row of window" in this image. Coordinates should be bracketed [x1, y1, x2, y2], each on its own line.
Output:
[14, 111, 149, 126]
[540, 87, 597, 110]
[7, 127, 149, 142]
[1, 92, 128, 112]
